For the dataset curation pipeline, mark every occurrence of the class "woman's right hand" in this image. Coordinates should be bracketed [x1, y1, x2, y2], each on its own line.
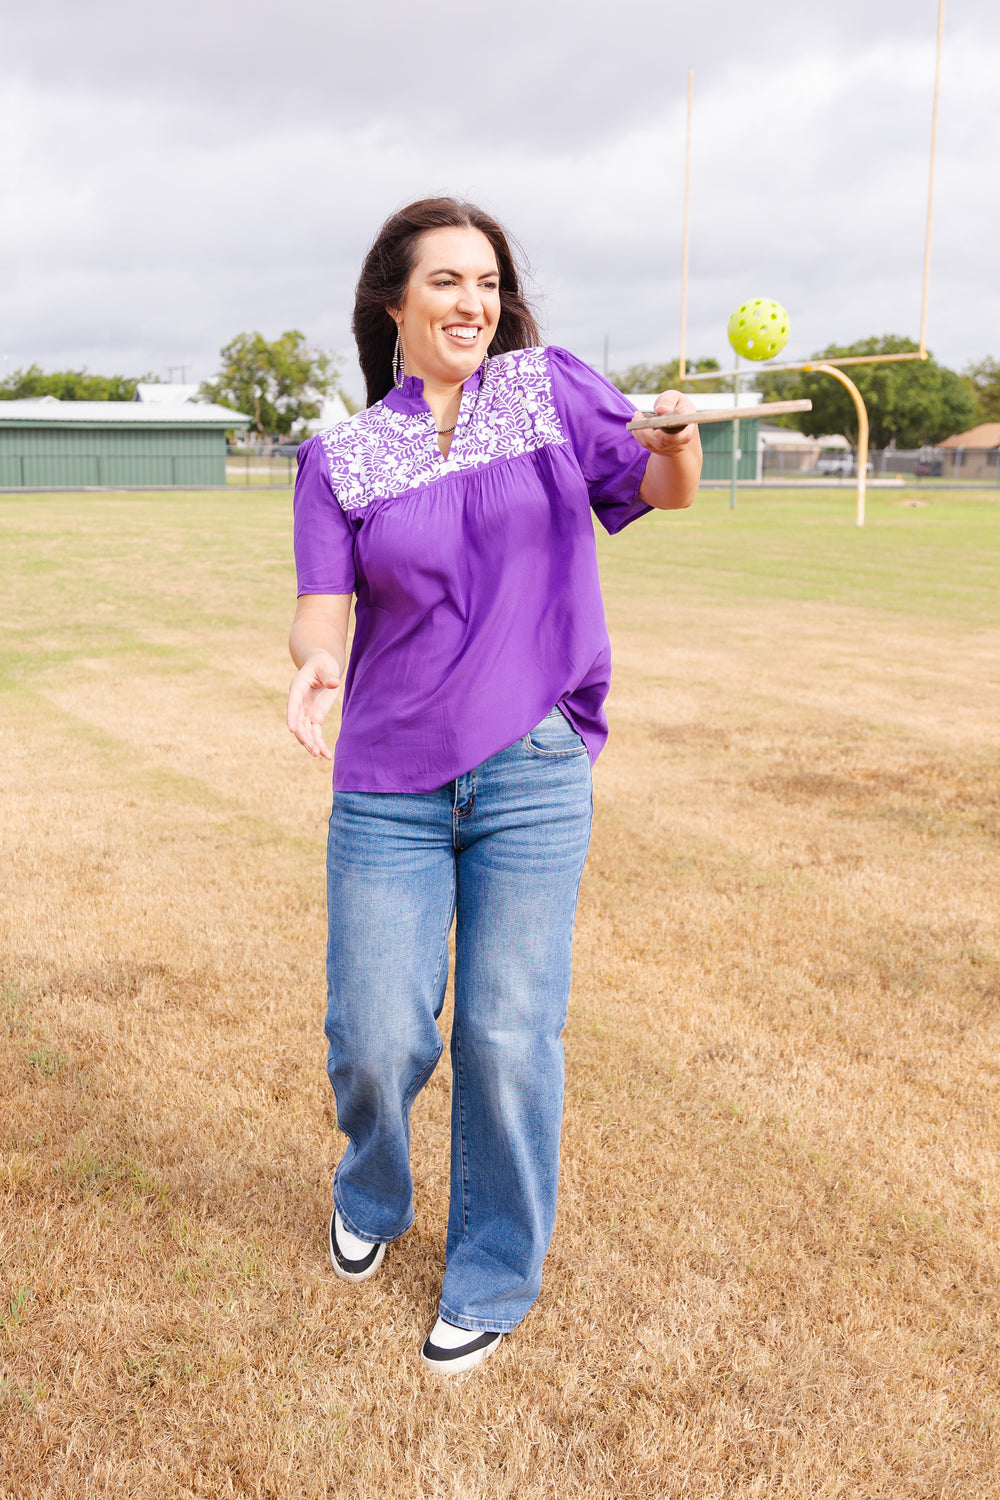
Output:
[286, 650, 342, 760]
[286, 593, 352, 761]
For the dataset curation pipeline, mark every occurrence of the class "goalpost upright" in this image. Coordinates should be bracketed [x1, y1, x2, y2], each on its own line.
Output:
[675, 0, 946, 526]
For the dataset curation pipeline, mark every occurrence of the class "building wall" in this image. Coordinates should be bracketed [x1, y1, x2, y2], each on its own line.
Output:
[0, 424, 226, 488]
[699, 418, 760, 481]
[941, 448, 1000, 479]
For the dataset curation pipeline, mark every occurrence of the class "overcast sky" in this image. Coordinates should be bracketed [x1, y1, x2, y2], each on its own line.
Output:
[2, 0, 996, 401]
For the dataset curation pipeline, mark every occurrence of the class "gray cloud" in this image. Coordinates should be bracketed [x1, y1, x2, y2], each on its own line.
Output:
[2, 0, 996, 399]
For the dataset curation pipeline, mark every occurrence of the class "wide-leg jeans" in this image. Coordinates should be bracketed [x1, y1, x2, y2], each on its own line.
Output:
[324, 708, 593, 1334]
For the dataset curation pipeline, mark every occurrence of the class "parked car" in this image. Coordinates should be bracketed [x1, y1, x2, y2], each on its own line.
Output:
[271, 442, 303, 458]
[816, 449, 873, 476]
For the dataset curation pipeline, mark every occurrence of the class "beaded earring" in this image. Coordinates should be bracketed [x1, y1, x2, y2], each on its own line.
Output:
[392, 331, 405, 389]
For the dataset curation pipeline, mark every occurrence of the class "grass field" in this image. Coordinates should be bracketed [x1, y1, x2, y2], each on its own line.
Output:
[1, 485, 998, 1498]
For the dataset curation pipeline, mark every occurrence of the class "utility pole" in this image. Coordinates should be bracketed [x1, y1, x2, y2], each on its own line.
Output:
[679, 67, 693, 382]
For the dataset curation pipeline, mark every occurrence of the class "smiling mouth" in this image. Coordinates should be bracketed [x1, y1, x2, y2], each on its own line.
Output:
[443, 326, 480, 345]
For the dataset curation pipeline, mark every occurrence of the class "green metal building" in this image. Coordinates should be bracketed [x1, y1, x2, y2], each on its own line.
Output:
[698, 415, 761, 482]
[0, 398, 250, 489]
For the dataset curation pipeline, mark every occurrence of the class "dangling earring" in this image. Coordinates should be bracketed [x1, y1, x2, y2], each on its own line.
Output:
[479, 350, 490, 382]
[392, 331, 405, 389]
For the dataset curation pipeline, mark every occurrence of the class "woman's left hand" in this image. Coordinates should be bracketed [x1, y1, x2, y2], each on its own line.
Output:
[634, 390, 703, 510]
[631, 390, 699, 457]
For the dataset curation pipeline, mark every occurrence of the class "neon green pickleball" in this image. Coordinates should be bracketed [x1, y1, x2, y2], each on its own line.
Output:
[727, 298, 790, 360]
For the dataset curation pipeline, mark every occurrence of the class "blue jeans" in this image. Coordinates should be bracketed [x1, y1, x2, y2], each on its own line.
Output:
[324, 708, 593, 1333]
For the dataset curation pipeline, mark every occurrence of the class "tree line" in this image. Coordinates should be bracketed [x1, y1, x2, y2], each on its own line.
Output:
[0, 366, 159, 402]
[0, 331, 353, 440]
[609, 338, 1000, 449]
[5, 333, 999, 448]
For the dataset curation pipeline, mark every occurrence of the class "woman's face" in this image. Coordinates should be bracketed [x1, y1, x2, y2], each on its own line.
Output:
[390, 226, 501, 389]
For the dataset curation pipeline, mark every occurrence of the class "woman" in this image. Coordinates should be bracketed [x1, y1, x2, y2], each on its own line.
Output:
[287, 198, 701, 1374]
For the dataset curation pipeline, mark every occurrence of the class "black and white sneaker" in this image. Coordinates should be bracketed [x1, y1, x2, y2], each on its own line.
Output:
[329, 1209, 386, 1283]
[420, 1316, 504, 1375]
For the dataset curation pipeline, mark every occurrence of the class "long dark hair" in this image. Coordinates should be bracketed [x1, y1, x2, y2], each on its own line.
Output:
[352, 197, 542, 407]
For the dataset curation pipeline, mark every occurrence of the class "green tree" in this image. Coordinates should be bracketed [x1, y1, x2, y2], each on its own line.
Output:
[751, 336, 977, 447]
[608, 356, 728, 395]
[0, 364, 158, 401]
[962, 357, 1000, 423]
[200, 330, 340, 439]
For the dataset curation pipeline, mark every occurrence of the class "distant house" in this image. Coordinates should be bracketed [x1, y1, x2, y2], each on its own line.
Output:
[0, 398, 250, 489]
[937, 422, 1000, 479]
[759, 425, 820, 475]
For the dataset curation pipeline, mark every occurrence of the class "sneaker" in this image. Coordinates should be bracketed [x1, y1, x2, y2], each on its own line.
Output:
[329, 1209, 386, 1283]
[420, 1316, 504, 1375]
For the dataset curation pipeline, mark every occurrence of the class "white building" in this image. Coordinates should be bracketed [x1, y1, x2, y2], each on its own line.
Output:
[133, 382, 201, 404]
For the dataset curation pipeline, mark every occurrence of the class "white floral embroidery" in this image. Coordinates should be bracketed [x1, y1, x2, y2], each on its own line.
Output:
[317, 347, 565, 511]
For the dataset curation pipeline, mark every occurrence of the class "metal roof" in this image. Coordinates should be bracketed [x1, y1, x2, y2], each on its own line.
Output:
[0, 399, 250, 427]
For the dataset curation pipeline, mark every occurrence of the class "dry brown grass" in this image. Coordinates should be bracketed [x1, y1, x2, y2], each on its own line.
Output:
[2, 489, 998, 1497]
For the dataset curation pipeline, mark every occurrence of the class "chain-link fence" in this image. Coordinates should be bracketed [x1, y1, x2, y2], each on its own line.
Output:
[761, 446, 1000, 484]
[225, 448, 298, 487]
[225, 441, 1000, 489]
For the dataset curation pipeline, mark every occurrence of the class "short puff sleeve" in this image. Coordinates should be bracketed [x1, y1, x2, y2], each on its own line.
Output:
[292, 435, 357, 596]
[547, 346, 652, 534]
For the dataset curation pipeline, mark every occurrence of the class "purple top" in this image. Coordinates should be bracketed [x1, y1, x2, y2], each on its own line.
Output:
[293, 345, 651, 793]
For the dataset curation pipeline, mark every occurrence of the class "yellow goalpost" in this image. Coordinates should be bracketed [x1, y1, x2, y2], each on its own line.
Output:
[676, 0, 946, 525]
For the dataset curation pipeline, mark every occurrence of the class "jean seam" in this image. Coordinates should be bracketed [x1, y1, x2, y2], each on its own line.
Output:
[397, 872, 454, 1127]
[398, 1050, 442, 1142]
[453, 773, 476, 848]
[427, 876, 456, 1012]
[453, 1023, 470, 1245]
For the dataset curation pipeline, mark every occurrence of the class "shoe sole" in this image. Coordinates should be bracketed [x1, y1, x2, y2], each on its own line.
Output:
[420, 1330, 503, 1376]
[329, 1212, 386, 1283]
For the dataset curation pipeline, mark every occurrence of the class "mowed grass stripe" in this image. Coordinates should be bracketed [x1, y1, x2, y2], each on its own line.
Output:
[598, 489, 1000, 624]
[1, 486, 998, 1497]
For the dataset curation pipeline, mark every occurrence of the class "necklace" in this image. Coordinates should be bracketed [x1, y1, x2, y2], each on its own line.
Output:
[433, 357, 489, 443]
